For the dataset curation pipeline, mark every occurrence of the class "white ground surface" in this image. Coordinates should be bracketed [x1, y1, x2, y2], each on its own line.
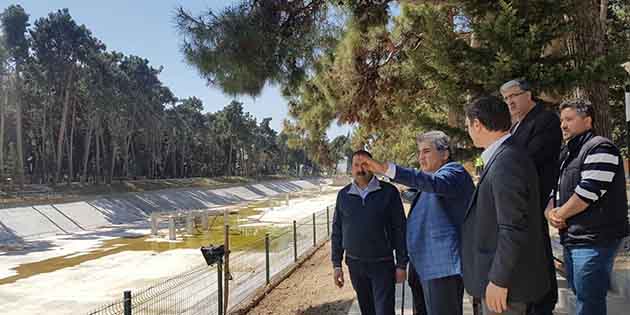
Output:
[245, 194, 337, 224]
[0, 183, 343, 315]
[1, 248, 202, 315]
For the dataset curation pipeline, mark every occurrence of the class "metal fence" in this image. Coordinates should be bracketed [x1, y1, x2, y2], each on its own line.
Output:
[87, 204, 335, 315]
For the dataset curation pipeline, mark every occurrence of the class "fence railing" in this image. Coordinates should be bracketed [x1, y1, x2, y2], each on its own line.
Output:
[87, 204, 335, 315]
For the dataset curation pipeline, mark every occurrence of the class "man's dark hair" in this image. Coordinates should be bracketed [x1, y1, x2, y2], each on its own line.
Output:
[465, 96, 512, 132]
[559, 99, 594, 119]
[352, 149, 372, 159]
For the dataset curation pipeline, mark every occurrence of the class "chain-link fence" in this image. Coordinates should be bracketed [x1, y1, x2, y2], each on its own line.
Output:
[87, 204, 335, 315]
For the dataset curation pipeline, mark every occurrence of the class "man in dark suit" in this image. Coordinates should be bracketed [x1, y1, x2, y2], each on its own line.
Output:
[500, 79, 562, 315]
[463, 96, 550, 314]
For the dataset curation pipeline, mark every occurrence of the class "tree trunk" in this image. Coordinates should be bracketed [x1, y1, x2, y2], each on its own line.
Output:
[109, 141, 117, 185]
[150, 131, 155, 179]
[241, 148, 245, 177]
[241, 148, 246, 177]
[81, 121, 93, 185]
[122, 117, 134, 178]
[169, 141, 175, 178]
[55, 70, 74, 184]
[123, 135, 131, 178]
[68, 99, 76, 186]
[211, 144, 216, 177]
[95, 123, 102, 184]
[14, 75, 25, 187]
[180, 142, 186, 178]
[570, 0, 610, 137]
[228, 138, 233, 176]
[64, 125, 70, 185]
[0, 80, 6, 180]
[129, 138, 136, 178]
[154, 127, 160, 178]
[40, 104, 47, 184]
[600, 0, 608, 24]
[447, 106, 463, 128]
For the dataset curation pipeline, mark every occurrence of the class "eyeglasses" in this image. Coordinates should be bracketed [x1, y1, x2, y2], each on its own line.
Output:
[503, 90, 527, 101]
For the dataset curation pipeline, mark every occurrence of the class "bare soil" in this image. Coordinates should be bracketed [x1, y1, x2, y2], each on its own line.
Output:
[244, 242, 356, 315]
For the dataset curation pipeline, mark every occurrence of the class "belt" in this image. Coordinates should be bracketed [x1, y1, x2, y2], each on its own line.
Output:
[346, 254, 394, 263]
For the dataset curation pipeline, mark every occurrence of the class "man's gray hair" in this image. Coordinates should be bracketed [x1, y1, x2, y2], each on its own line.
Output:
[416, 130, 450, 153]
[500, 79, 531, 93]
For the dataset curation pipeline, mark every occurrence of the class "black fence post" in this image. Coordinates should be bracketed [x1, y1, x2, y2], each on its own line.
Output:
[293, 220, 297, 262]
[223, 224, 230, 315]
[217, 258, 223, 315]
[265, 233, 271, 285]
[326, 206, 330, 236]
[312, 213, 316, 246]
[123, 291, 131, 315]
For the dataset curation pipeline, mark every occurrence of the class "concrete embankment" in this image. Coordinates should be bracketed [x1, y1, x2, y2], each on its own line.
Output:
[0, 178, 323, 243]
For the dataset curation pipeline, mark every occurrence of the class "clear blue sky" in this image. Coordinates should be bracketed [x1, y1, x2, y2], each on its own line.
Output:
[8, 0, 352, 139]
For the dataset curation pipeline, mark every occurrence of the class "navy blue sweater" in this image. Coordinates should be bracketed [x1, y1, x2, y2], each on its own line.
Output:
[331, 180, 408, 268]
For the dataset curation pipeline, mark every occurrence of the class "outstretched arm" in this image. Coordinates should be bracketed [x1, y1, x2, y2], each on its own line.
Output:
[390, 164, 465, 196]
[357, 155, 466, 196]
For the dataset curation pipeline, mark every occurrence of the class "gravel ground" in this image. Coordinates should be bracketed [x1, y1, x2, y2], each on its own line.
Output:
[245, 242, 356, 315]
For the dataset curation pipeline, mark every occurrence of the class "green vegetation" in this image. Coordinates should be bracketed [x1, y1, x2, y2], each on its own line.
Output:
[176, 0, 630, 162]
[0, 5, 334, 189]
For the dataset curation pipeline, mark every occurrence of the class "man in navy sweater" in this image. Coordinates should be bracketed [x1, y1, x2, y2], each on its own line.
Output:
[331, 150, 408, 315]
[358, 131, 475, 315]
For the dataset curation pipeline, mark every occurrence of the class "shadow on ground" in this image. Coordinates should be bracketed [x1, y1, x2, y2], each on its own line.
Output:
[297, 299, 354, 315]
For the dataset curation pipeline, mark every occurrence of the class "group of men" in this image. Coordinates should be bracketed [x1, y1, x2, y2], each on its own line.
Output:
[330, 79, 629, 315]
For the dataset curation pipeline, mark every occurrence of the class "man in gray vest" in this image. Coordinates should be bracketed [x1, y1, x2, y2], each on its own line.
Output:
[547, 99, 629, 315]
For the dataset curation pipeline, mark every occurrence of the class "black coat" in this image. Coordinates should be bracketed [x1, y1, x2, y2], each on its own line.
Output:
[509, 103, 562, 208]
[461, 139, 550, 302]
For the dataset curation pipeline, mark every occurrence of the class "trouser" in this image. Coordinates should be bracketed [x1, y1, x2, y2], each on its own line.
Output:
[527, 222, 558, 315]
[421, 275, 464, 315]
[408, 263, 427, 315]
[473, 297, 482, 315]
[482, 300, 527, 315]
[563, 240, 620, 315]
[346, 257, 396, 315]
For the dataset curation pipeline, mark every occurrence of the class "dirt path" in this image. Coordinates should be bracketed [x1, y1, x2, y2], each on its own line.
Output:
[245, 242, 356, 315]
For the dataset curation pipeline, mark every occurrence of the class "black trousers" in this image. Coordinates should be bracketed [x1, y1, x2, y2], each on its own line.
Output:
[408, 263, 427, 315]
[421, 275, 464, 315]
[347, 258, 396, 315]
[527, 221, 558, 315]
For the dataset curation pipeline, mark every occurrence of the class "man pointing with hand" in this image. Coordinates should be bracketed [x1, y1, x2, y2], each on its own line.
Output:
[357, 131, 474, 315]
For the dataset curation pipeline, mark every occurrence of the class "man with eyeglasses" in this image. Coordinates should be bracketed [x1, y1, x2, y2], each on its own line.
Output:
[499, 79, 562, 315]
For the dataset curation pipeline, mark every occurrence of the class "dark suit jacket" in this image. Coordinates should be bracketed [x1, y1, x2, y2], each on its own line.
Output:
[510, 103, 562, 208]
[462, 138, 550, 302]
